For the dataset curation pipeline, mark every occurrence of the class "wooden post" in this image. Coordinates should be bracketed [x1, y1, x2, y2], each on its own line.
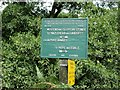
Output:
[59, 59, 68, 84]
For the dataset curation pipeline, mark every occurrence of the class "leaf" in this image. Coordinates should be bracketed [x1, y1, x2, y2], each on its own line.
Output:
[35, 65, 45, 81]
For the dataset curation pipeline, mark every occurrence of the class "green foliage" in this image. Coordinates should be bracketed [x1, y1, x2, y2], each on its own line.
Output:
[2, 32, 59, 88]
[33, 82, 71, 89]
[2, 32, 40, 88]
[73, 2, 119, 89]
[2, 2, 119, 89]
[89, 5, 119, 72]
[2, 3, 41, 39]
[75, 60, 119, 89]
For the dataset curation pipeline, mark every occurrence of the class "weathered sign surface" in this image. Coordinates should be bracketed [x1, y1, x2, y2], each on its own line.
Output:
[41, 18, 88, 59]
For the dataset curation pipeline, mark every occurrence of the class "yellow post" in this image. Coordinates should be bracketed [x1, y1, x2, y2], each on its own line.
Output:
[68, 60, 75, 86]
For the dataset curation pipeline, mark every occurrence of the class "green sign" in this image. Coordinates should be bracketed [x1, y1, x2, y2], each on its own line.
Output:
[41, 18, 88, 59]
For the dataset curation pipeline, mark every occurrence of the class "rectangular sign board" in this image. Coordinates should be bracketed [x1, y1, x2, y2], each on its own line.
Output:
[41, 18, 88, 59]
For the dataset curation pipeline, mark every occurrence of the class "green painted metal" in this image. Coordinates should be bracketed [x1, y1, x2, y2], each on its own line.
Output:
[41, 18, 88, 59]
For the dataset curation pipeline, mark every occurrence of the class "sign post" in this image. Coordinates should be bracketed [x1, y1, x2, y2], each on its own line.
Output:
[59, 59, 68, 84]
[41, 18, 88, 86]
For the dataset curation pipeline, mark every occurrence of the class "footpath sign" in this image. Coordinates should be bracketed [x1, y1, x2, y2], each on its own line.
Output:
[41, 18, 88, 59]
[41, 18, 88, 86]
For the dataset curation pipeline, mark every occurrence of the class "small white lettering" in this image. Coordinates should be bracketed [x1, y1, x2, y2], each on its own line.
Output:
[69, 54, 78, 57]
[49, 54, 56, 56]
[61, 54, 65, 56]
